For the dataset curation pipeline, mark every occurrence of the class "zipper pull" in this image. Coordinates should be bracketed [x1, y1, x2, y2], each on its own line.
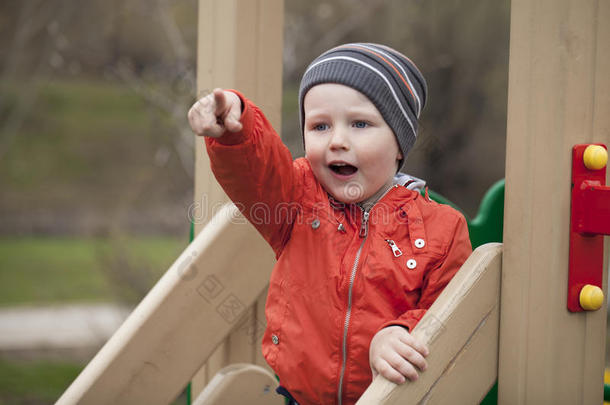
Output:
[359, 211, 370, 238]
[385, 239, 403, 257]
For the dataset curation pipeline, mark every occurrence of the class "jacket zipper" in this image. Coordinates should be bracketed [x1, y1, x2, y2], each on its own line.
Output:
[337, 209, 369, 404]
[385, 239, 403, 257]
[337, 185, 399, 404]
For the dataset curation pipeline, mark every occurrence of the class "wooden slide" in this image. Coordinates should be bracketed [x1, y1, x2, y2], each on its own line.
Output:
[56, 203, 275, 405]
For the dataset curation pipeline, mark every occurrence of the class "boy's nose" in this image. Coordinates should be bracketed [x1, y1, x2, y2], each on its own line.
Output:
[328, 126, 350, 151]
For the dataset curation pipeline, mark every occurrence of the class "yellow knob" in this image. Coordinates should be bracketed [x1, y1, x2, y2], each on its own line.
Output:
[583, 145, 608, 170]
[579, 284, 604, 311]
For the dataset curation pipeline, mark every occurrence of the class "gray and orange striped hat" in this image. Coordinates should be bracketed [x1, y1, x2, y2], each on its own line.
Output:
[299, 43, 427, 169]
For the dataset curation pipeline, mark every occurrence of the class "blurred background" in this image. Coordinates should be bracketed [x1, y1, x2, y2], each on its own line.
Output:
[0, 0, 515, 403]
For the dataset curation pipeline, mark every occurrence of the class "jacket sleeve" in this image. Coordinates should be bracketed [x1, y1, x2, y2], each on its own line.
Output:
[378, 213, 472, 332]
[204, 90, 303, 256]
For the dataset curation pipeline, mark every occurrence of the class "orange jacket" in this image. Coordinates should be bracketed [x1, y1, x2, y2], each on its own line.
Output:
[205, 91, 472, 405]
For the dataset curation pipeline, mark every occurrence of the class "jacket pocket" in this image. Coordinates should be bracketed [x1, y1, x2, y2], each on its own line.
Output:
[364, 237, 443, 295]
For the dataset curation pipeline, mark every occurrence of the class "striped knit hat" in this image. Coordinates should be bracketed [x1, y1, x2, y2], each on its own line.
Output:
[299, 43, 427, 169]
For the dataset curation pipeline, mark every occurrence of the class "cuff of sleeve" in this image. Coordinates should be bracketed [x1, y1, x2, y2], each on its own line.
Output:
[378, 309, 427, 333]
[207, 89, 254, 146]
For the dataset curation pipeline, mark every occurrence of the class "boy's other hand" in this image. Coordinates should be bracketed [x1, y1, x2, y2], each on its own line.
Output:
[369, 326, 429, 384]
[188, 88, 243, 138]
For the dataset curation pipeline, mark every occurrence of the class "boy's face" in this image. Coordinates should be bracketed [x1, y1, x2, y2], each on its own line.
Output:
[303, 83, 402, 204]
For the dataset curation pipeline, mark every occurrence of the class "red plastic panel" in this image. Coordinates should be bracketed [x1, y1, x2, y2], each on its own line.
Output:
[568, 144, 608, 312]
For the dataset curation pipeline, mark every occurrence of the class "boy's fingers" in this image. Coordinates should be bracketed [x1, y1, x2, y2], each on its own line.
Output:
[224, 106, 243, 132]
[213, 88, 227, 116]
[188, 92, 234, 137]
[374, 359, 406, 385]
[195, 95, 214, 116]
[225, 118, 242, 132]
[399, 333, 429, 357]
[187, 107, 207, 136]
[188, 97, 212, 133]
[395, 341, 427, 372]
[386, 353, 418, 382]
[192, 113, 224, 138]
[204, 121, 225, 138]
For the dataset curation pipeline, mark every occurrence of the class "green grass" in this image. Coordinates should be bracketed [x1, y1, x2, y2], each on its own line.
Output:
[0, 358, 82, 405]
[0, 236, 188, 404]
[0, 236, 186, 307]
[0, 358, 189, 405]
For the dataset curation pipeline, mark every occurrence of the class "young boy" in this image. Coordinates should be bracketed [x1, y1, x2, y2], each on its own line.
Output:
[188, 43, 471, 405]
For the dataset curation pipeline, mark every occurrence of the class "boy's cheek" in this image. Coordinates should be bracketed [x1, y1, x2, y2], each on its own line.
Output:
[304, 152, 325, 178]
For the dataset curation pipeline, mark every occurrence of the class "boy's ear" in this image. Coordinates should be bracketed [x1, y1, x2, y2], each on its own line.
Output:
[396, 151, 403, 171]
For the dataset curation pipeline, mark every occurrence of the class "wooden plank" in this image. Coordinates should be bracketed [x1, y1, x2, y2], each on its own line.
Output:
[192, 0, 284, 390]
[418, 306, 498, 404]
[193, 0, 235, 227]
[194, 0, 284, 238]
[356, 243, 502, 404]
[56, 204, 276, 405]
[192, 363, 283, 405]
[499, 0, 608, 403]
[227, 306, 257, 364]
[200, 342, 229, 394]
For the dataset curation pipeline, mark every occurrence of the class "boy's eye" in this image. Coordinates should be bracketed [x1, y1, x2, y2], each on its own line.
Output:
[353, 121, 368, 129]
[313, 123, 329, 131]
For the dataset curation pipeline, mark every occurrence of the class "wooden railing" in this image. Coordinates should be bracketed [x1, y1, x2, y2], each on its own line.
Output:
[56, 204, 275, 405]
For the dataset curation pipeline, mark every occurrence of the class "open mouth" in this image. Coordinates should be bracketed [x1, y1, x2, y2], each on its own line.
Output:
[329, 163, 358, 176]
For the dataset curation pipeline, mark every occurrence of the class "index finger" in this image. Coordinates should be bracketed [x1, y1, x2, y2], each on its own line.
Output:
[213, 88, 227, 116]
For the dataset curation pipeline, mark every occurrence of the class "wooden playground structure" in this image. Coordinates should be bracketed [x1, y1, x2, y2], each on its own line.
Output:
[57, 0, 609, 403]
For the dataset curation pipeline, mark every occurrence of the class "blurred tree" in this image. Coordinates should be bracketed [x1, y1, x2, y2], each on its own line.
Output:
[0, 0, 198, 237]
[0, 0, 509, 234]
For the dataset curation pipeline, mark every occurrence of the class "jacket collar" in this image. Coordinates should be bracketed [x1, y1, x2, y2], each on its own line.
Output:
[328, 172, 425, 213]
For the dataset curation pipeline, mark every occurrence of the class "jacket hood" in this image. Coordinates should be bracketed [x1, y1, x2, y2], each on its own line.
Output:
[393, 172, 426, 192]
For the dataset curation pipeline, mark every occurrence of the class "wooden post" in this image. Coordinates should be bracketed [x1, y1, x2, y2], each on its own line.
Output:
[499, 0, 609, 403]
[194, 0, 284, 224]
[192, 0, 284, 395]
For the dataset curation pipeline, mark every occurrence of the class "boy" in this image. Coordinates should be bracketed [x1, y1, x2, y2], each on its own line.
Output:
[188, 43, 471, 405]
